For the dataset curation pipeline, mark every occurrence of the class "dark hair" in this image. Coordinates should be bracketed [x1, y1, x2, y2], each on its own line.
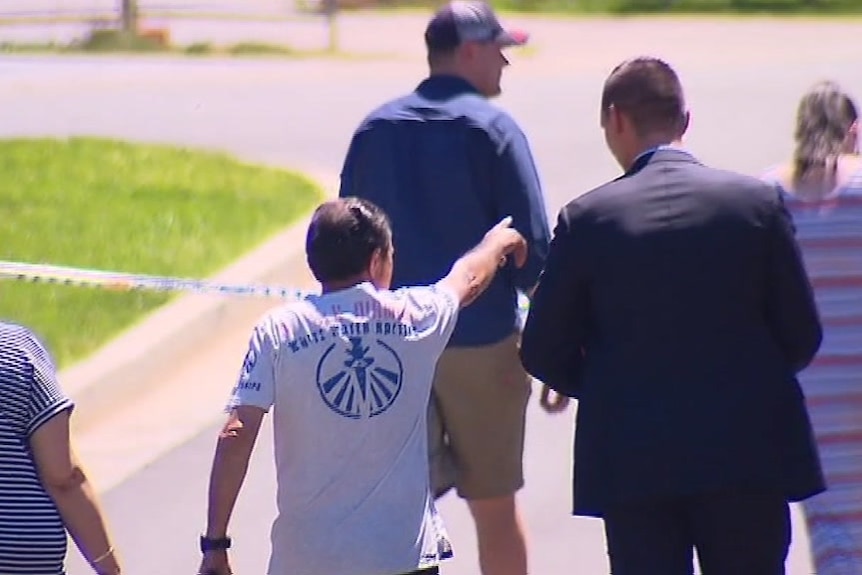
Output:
[424, 5, 459, 67]
[305, 198, 392, 284]
[426, 45, 457, 68]
[792, 81, 858, 186]
[600, 57, 687, 136]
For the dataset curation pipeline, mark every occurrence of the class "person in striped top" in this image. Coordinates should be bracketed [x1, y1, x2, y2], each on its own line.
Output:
[0, 321, 122, 575]
[761, 81, 862, 574]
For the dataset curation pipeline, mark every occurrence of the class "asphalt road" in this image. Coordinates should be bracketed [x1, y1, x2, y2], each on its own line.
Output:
[1, 13, 860, 575]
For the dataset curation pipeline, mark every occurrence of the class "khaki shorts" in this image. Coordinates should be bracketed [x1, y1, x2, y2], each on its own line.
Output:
[428, 333, 533, 500]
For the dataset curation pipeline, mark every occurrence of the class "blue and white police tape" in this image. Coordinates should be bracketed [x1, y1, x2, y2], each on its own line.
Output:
[0, 260, 533, 312]
[0, 260, 311, 301]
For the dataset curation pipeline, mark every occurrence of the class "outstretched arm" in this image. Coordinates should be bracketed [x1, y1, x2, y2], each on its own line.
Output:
[438, 216, 528, 309]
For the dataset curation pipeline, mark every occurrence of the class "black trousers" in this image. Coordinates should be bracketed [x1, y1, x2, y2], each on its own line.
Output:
[603, 487, 791, 575]
[399, 568, 439, 575]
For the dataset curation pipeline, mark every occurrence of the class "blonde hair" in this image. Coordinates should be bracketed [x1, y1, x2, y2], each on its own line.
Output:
[792, 81, 858, 188]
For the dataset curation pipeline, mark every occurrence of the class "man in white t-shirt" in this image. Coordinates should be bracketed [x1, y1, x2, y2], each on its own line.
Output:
[197, 197, 528, 575]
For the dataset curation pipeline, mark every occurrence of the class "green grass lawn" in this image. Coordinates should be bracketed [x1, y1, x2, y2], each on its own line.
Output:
[351, 0, 862, 14]
[0, 137, 321, 368]
[2, 1, 861, 35]
[491, 0, 862, 14]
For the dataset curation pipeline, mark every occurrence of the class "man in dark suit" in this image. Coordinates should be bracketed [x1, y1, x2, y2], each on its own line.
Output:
[519, 57, 825, 574]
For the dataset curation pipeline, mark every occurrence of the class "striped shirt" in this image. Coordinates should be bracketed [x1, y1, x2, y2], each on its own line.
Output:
[764, 166, 862, 573]
[0, 322, 73, 574]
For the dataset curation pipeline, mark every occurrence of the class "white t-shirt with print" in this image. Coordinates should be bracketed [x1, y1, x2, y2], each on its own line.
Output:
[226, 281, 460, 575]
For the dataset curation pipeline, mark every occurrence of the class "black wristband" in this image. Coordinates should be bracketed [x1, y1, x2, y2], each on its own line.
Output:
[200, 535, 232, 553]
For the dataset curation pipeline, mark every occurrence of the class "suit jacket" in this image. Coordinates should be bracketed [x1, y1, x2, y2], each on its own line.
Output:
[520, 148, 825, 517]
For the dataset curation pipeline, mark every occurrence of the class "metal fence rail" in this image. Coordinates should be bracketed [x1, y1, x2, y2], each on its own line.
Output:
[0, 1, 299, 22]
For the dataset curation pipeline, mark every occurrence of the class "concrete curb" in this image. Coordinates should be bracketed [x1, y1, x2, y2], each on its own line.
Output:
[61, 171, 338, 432]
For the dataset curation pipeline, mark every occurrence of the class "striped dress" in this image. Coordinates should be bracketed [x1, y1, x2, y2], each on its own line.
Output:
[766, 167, 862, 574]
[0, 322, 73, 574]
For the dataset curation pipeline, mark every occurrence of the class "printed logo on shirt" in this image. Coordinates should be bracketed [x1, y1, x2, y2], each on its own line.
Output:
[315, 336, 403, 419]
[437, 536, 454, 560]
[240, 346, 256, 377]
[235, 347, 260, 392]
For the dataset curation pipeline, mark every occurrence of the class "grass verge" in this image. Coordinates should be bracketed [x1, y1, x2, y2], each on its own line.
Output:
[0, 36, 379, 60]
[490, 0, 862, 14]
[3, 1, 862, 19]
[0, 137, 322, 368]
[2, 0, 862, 23]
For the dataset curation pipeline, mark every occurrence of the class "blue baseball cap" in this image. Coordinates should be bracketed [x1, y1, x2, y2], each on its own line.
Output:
[424, 1, 529, 51]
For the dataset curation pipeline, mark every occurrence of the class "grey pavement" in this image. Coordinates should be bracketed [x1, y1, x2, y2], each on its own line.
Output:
[1, 13, 859, 575]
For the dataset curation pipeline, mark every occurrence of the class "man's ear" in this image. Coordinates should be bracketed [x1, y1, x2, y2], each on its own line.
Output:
[369, 247, 389, 277]
[368, 248, 383, 275]
[608, 104, 625, 135]
[457, 41, 477, 62]
[680, 110, 691, 137]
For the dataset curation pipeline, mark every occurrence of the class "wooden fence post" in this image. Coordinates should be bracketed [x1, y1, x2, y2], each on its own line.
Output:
[120, 0, 138, 34]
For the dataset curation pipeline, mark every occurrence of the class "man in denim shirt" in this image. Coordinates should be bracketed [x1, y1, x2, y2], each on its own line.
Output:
[338, 3, 552, 574]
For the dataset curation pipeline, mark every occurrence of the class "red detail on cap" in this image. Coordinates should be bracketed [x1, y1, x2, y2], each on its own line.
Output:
[507, 29, 529, 44]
